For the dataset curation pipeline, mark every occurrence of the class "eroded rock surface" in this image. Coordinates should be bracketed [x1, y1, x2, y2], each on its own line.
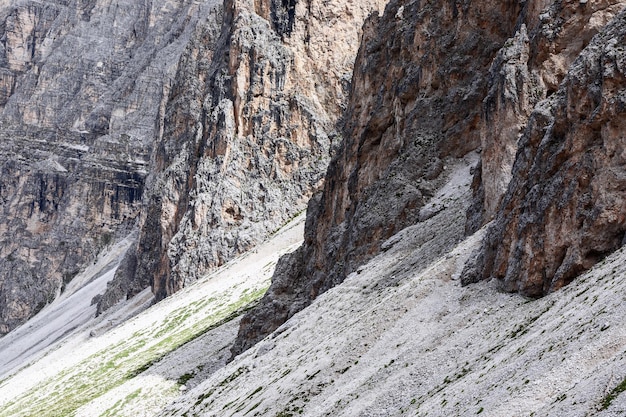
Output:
[464, 9, 626, 296]
[232, 0, 523, 356]
[466, 0, 626, 232]
[100, 0, 386, 310]
[0, 0, 218, 335]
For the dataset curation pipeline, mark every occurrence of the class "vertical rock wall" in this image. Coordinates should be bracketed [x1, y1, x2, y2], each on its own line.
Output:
[466, 0, 626, 232]
[0, 0, 217, 335]
[232, 0, 524, 356]
[464, 9, 626, 297]
[99, 0, 386, 309]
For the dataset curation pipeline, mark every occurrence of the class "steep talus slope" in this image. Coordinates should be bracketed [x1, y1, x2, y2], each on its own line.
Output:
[100, 0, 386, 308]
[0, 216, 305, 417]
[0, 235, 136, 377]
[465, 9, 626, 296]
[2, 0, 626, 414]
[162, 164, 626, 416]
[232, 0, 522, 355]
[0, 0, 220, 335]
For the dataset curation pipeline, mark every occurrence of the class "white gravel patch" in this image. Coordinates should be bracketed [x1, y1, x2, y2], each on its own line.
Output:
[4, 154, 626, 417]
[0, 235, 135, 382]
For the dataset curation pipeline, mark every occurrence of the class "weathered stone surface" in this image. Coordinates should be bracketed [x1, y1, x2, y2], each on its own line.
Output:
[232, 0, 523, 356]
[466, 0, 626, 232]
[0, 0, 218, 335]
[101, 0, 386, 309]
[99, 0, 225, 312]
[464, 9, 626, 296]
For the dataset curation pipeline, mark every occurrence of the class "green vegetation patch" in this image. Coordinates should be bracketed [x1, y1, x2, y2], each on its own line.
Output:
[600, 375, 626, 410]
[100, 388, 142, 417]
[177, 372, 195, 386]
[0, 284, 269, 417]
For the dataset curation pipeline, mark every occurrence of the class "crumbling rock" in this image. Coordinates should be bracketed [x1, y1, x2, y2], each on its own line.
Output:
[0, 0, 217, 335]
[100, 0, 386, 310]
[467, 0, 626, 232]
[464, 9, 626, 296]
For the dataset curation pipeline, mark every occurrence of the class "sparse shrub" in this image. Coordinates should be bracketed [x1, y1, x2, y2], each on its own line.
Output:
[101, 232, 113, 247]
[177, 372, 195, 385]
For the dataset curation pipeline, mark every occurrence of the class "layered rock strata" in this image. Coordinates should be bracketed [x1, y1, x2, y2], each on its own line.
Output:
[464, 9, 626, 296]
[99, 0, 387, 310]
[232, 0, 524, 355]
[0, 0, 217, 335]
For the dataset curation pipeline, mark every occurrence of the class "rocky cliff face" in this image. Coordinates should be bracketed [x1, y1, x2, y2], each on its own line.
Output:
[3, 0, 623, 355]
[466, 0, 626, 233]
[464, 8, 626, 297]
[234, 0, 626, 355]
[232, 0, 525, 355]
[98, 0, 386, 310]
[0, 0, 218, 335]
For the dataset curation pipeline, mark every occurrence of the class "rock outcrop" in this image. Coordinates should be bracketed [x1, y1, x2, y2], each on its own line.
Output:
[232, 0, 524, 356]
[466, 0, 626, 233]
[0, 0, 218, 335]
[464, 9, 626, 297]
[99, 0, 387, 310]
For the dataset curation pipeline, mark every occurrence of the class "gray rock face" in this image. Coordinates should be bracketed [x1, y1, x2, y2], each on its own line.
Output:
[464, 9, 626, 297]
[0, 0, 218, 335]
[98, 0, 225, 312]
[99, 0, 386, 309]
[232, 0, 524, 356]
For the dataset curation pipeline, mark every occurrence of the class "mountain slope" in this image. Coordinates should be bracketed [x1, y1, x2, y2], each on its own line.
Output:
[0, 214, 305, 417]
[2, 0, 626, 416]
[162, 158, 626, 417]
[99, 0, 387, 311]
[234, 0, 626, 357]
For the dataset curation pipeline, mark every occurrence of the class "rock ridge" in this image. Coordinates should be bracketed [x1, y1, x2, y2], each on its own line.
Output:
[232, 0, 524, 356]
[466, 0, 626, 233]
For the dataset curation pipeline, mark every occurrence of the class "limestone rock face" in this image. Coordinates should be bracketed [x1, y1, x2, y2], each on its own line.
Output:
[232, 0, 524, 356]
[466, 0, 626, 232]
[0, 0, 218, 335]
[464, 9, 626, 297]
[99, 0, 387, 309]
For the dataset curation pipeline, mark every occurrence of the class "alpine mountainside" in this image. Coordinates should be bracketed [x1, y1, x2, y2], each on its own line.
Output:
[233, 0, 626, 355]
[232, 0, 521, 355]
[2, 0, 626, 415]
[0, 0, 221, 335]
[98, 0, 386, 310]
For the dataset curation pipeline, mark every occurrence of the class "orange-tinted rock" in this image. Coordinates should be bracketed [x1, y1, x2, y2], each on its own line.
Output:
[466, 0, 626, 232]
[464, 9, 626, 296]
[232, 0, 523, 356]
[100, 0, 386, 310]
